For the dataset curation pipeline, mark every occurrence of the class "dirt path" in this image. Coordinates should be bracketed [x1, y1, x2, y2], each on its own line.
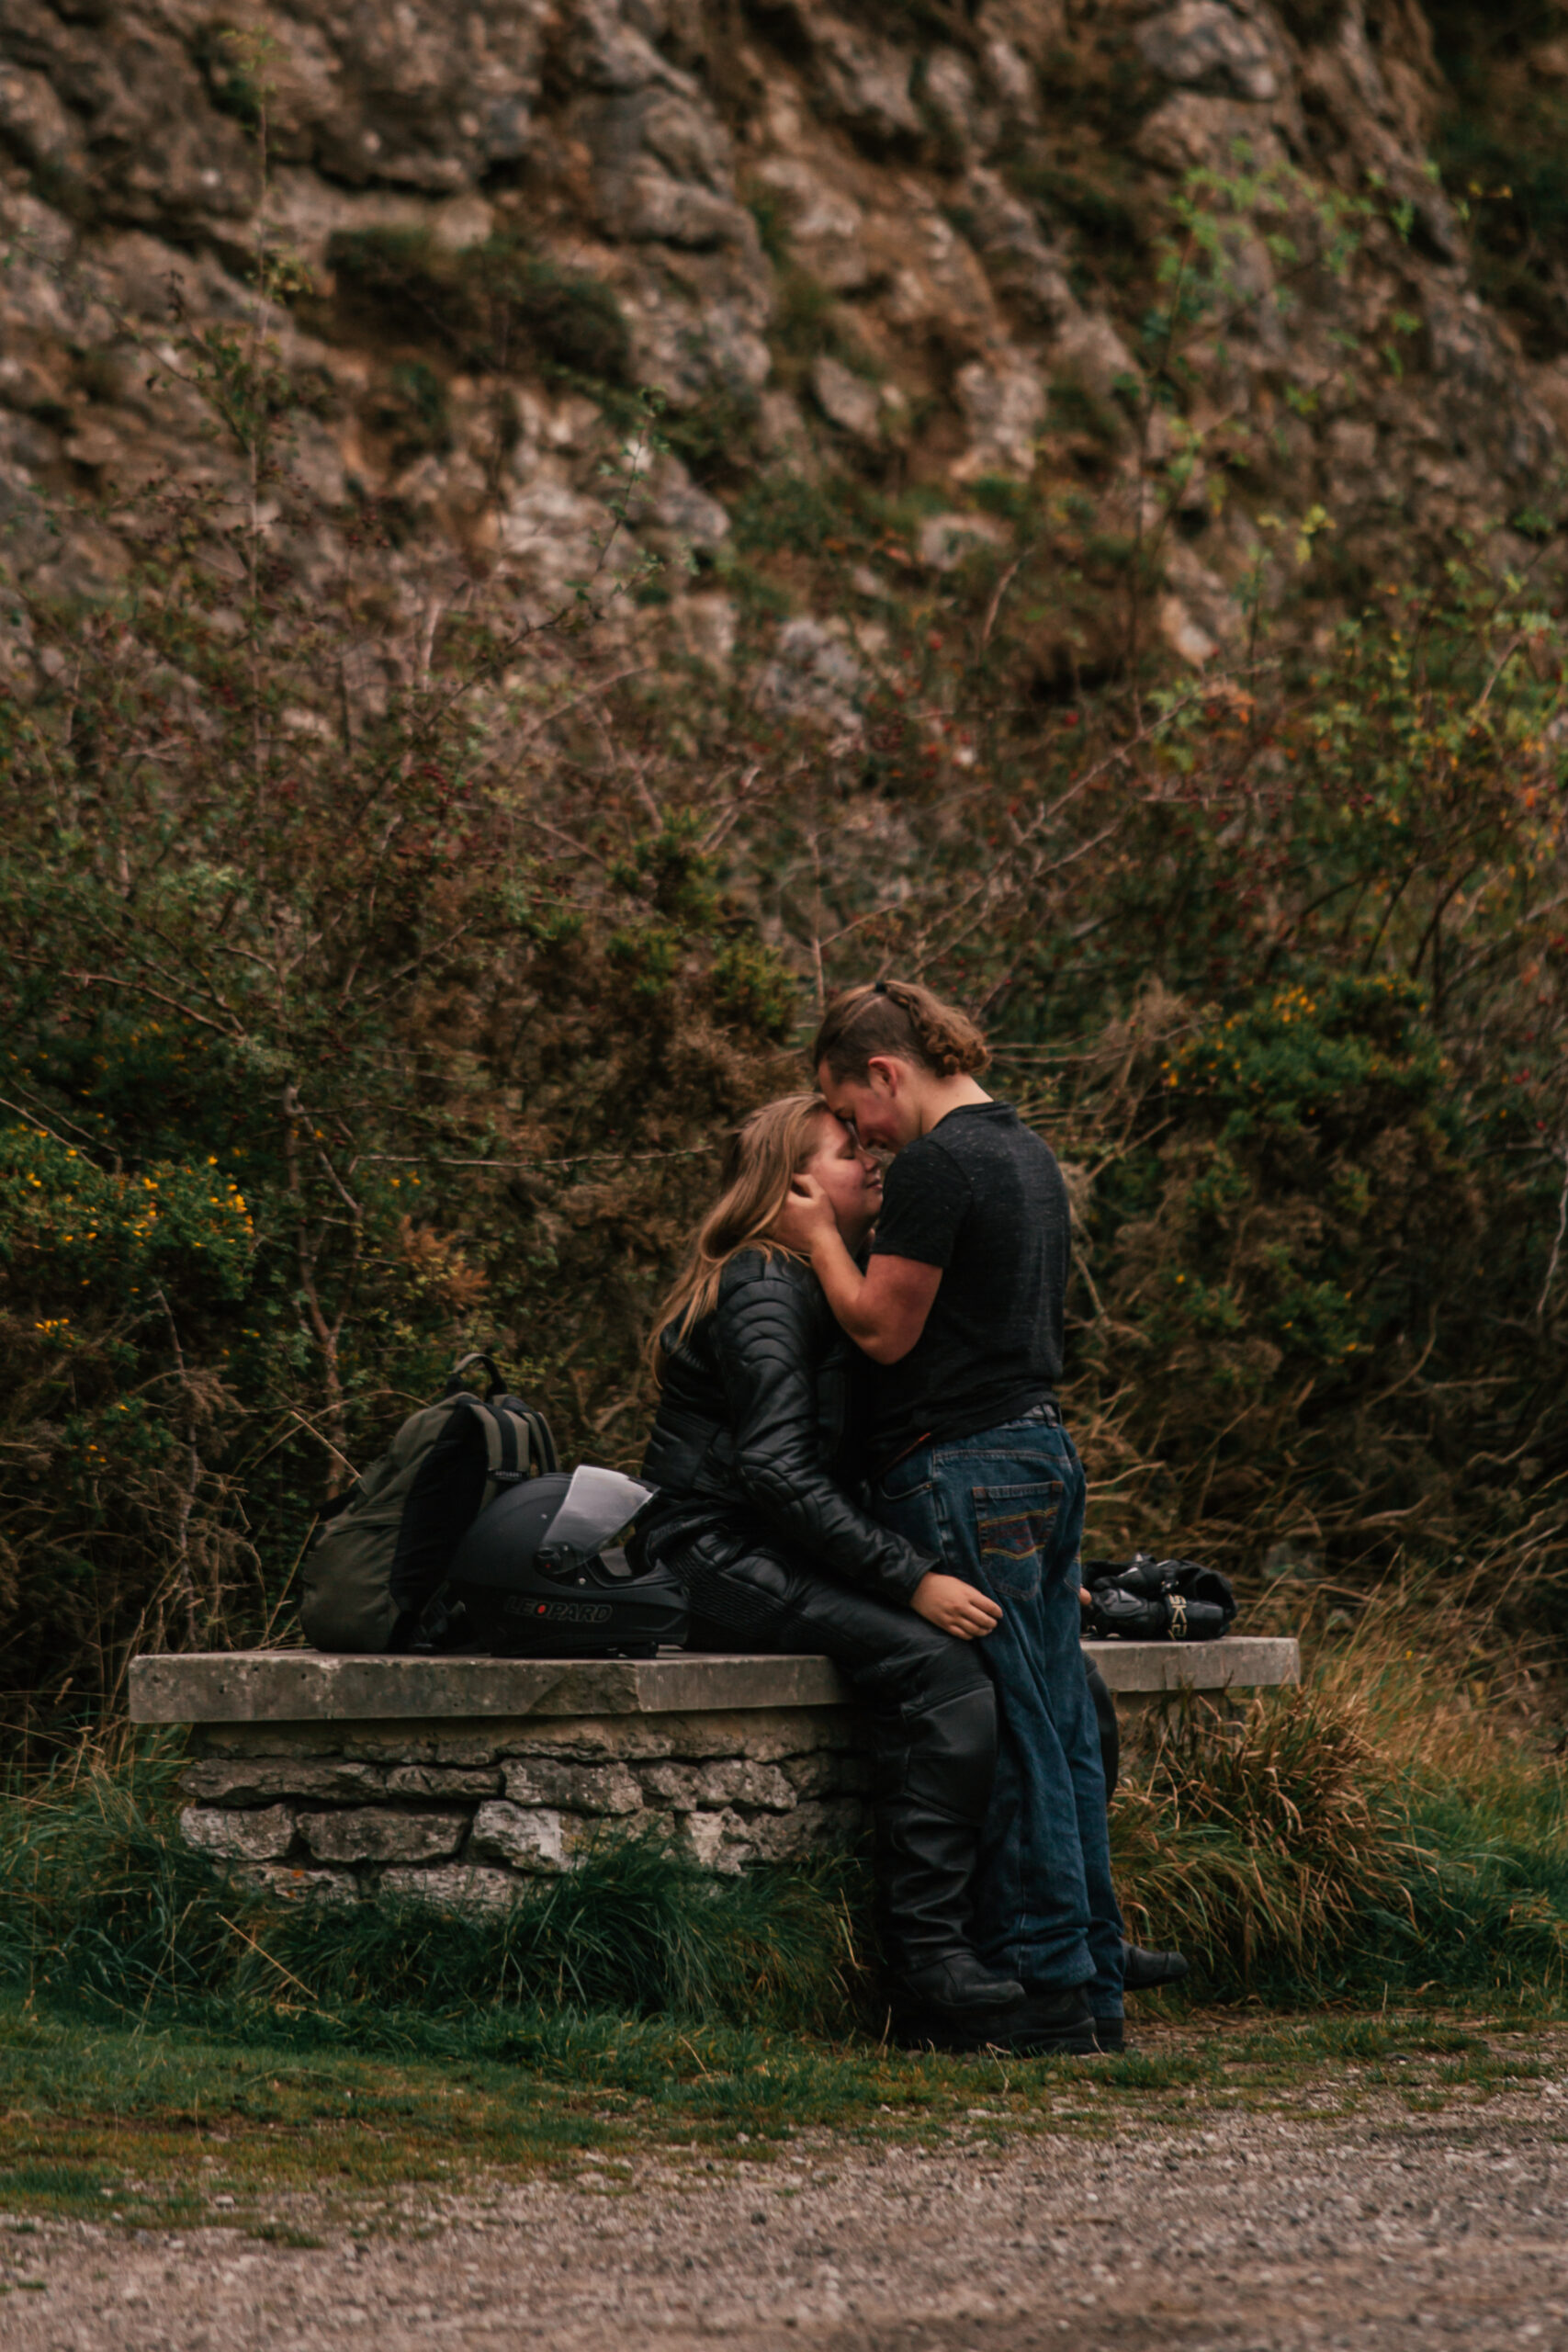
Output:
[5, 2058, 1566, 2348]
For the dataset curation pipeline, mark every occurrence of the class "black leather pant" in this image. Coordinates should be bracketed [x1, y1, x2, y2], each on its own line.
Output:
[662, 1521, 998, 1980]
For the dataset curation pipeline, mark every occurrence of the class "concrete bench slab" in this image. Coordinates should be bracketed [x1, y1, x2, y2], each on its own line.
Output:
[130, 1636, 1299, 1899]
[1086, 1635, 1299, 1695]
[129, 1638, 1298, 1725]
[129, 1650, 848, 1724]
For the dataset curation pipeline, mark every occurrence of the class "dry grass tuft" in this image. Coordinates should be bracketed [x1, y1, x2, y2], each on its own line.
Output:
[1111, 1681, 1412, 1986]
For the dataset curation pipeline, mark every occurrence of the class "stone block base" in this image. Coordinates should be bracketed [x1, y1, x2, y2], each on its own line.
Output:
[177, 1703, 873, 1901]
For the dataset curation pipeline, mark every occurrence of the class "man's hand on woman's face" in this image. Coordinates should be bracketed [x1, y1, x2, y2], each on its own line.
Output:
[776, 1171, 839, 1254]
[910, 1571, 1003, 1640]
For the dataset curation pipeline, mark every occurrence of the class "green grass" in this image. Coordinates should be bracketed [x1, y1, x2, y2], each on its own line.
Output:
[3, 1996, 1562, 2231]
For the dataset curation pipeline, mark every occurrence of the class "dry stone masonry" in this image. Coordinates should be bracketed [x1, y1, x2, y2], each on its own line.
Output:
[130, 1642, 1300, 1905]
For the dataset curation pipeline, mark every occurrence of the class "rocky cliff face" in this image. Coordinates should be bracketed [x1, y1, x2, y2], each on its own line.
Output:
[1, 0, 1565, 698]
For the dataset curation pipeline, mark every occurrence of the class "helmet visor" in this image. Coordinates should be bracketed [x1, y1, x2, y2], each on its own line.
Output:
[541, 1464, 657, 1563]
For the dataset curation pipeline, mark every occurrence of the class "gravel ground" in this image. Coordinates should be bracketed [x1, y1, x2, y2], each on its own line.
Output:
[5, 2044, 1567, 2349]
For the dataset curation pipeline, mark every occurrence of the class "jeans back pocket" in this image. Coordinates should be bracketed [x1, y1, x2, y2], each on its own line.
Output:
[971, 1479, 1063, 1600]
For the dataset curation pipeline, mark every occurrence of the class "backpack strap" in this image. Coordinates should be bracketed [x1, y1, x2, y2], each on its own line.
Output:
[495, 1396, 558, 1476]
[520, 1404, 558, 1476]
[451, 1394, 527, 1510]
[444, 1351, 506, 1401]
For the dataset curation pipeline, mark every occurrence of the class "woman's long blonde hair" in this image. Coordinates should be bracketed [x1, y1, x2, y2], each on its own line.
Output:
[648, 1092, 833, 1376]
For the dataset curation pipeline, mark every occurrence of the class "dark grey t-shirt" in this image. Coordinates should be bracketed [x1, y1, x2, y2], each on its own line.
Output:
[864, 1100, 1069, 1459]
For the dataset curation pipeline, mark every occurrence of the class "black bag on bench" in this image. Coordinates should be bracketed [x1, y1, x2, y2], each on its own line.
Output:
[299, 1352, 557, 1654]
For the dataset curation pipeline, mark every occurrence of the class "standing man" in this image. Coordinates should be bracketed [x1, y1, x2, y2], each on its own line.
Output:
[778, 978, 1125, 2049]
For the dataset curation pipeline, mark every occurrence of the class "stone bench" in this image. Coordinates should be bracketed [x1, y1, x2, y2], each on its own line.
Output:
[130, 1637, 1300, 1905]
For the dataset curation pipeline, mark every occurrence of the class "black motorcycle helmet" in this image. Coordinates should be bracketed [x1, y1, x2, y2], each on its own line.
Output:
[443, 1464, 687, 1657]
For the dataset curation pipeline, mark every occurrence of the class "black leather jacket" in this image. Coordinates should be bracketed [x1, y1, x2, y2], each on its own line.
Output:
[637, 1248, 936, 1606]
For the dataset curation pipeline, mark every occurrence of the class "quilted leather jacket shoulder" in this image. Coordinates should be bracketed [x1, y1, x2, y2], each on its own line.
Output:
[640, 1250, 934, 1603]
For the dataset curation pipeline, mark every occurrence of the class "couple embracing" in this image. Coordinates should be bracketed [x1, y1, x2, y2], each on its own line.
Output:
[634, 979, 1125, 2056]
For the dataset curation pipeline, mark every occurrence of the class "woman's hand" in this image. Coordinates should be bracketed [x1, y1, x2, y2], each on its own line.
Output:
[911, 1571, 1003, 1639]
[775, 1171, 839, 1255]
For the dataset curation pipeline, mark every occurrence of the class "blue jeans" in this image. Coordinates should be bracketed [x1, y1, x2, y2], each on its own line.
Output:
[875, 1412, 1124, 2017]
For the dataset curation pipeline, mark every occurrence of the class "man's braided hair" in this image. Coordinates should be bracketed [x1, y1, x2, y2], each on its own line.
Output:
[810, 978, 989, 1082]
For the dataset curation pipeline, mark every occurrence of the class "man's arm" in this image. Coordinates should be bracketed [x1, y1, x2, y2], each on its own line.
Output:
[776, 1180, 941, 1363]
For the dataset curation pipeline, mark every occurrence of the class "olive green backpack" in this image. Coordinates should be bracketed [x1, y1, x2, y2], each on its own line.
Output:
[299, 1353, 558, 1653]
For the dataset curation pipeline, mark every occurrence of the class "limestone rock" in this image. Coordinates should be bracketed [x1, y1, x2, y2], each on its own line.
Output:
[979, 34, 1041, 129]
[1135, 91, 1289, 175]
[783, 1748, 872, 1798]
[645, 457, 730, 551]
[810, 354, 881, 443]
[1156, 537, 1247, 670]
[720, 1758, 804, 1809]
[568, 0, 693, 96]
[678, 1808, 751, 1871]
[500, 476, 632, 605]
[637, 1757, 795, 1810]
[378, 1862, 523, 1910]
[749, 156, 871, 293]
[0, 0, 1559, 707]
[589, 87, 750, 249]
[497, 1705, 856, 1762]
[201, 1725, 506, 1766]
[299, 1807, 467, 1864]
[0, 62, 85, 177]
[957, 168, 1076, 330]
[758, 618, 864, 735]
[180, 1804, 297, 1861]
[884, 201, 1000, 352]
[1136, 4, 1284, 105]
[501, 1758, 644, 1814]
[742, 1796, 866, 1861]
[671, 590, 738, 669]
[952, 357, 1045, 480]
[470, 1800, 569, 1871]
[1165, 542, 1244, 652]
[637, 1759, 704, 1809]
[1157, 592, 1219, 668]
[922, 51, 988, 158]
[809, 16, 923, 150]
[1052, 312, 1139, 403]
[179, 1758, 386, 1804]
[242, 1863, 357, 1902]
[383, 1764, 506, 1799]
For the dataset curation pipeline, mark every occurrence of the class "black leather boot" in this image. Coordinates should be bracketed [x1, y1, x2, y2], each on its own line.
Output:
[1014, 1984, 1100, 2054]
[894, 1958, 1098, 2053]
[877, 1686, 1095, 2054]
[891, 1951, 1032, 2049]
[879, 1682, 1008, 2048]
[1122, 1939, 1190, 1992]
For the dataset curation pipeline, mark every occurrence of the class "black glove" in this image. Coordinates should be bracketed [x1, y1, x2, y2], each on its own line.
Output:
[1083, 1552, 1236, 1642]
